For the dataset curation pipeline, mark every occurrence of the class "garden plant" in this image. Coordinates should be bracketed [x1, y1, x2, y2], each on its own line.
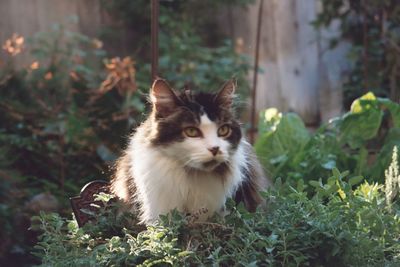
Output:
[0, 0, 399, 266]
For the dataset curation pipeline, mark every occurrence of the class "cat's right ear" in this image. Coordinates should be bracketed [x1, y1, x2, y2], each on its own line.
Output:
[150, 79, 179, 118]
[214, 79, 236, 109]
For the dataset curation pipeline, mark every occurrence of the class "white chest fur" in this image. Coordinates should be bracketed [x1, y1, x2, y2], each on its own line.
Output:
[128, 138, 247, 223]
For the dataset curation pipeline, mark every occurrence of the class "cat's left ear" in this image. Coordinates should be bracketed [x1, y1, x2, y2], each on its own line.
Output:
[150, 79, 180, 118]
[215, 79, 236, 109]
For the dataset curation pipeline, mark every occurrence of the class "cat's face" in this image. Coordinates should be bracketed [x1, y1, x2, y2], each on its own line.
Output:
[149, 79, 242, 172]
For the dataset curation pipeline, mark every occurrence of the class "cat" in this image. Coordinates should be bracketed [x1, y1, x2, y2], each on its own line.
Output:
[111, 78, 269, 223]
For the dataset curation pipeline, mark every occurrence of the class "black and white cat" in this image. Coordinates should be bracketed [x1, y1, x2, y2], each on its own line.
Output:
[111, 79, 269, 223]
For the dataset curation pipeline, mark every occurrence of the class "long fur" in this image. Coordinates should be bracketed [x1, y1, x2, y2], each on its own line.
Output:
[111, 79, 269, 223]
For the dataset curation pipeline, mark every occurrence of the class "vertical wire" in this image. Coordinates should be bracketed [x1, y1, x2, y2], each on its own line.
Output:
[250, 0, 264, 144]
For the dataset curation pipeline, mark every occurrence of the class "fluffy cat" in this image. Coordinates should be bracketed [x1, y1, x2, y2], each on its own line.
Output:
[111, 78, 269, 223]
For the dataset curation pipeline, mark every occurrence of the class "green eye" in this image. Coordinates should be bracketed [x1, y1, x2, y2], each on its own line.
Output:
[184, 127, 202, 137]
[218, 125, 231, 137]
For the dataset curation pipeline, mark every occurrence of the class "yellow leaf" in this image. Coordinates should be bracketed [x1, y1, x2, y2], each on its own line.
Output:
[350, 92, 376, 113]
[337, 188, 346, 200]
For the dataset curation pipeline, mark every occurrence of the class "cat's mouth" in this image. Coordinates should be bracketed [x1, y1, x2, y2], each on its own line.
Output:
[202, 159, 220, 169]
[184, 159, 228, 173]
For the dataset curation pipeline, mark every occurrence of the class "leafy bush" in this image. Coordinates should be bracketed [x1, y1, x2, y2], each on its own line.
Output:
[255, 92, 400, 185]
[0, 24, 144, 264]
[34, 167, 400, 266]
[0, 27, 143, 186]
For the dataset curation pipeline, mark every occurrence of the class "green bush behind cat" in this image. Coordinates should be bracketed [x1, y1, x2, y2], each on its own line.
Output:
[255, 92, 400, 188]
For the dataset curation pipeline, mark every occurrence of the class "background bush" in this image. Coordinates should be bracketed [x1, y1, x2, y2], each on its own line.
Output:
[255, 92, 400, 186]
[0, 1, 253, 265]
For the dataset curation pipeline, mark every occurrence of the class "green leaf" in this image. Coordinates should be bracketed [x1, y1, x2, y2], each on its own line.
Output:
[377, 97, 400, 128]
[309, 180, 322, 188]
[339, 109, 383, 149]
[297, 179, 305, 192]
[255, 112, 310, 176]
[349, 176, 363, 186]
[368, 128, 400, 182]
[332, 168, 341, 179]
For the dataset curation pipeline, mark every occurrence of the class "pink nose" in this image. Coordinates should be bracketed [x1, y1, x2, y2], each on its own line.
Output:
[208, 146, 219, 156]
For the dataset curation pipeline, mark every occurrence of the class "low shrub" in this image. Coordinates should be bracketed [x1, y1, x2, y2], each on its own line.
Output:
[34, 166, 400, 266]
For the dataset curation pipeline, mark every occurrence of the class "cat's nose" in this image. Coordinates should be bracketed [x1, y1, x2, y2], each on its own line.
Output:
[208, 146, 220, 156]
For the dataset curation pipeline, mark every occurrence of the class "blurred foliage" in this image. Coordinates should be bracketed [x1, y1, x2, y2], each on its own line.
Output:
[255, 92, 400, 186]
[100, 0, 255, 47]
[314, 0, 400, 107]
[35, 167, 400, 266]
[101, 0, 253, 97]
[0, 1, 254, 264]
[0, 24, 145, 264]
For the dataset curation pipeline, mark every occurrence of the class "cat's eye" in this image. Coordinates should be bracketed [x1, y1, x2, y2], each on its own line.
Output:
[218, 125, 231, 137]
[184, 127, 202, 138]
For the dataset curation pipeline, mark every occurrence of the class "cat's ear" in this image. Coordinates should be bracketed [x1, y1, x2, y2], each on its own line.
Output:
[215, 79, 236, 109]
[150, 79, 180, 118]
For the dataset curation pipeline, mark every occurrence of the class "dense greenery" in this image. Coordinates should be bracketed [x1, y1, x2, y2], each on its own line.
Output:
[35, 164, 400, 266]
[255, 92, 400, 185]
[0, 34, 119, 267]
[314, 0, 400, 106]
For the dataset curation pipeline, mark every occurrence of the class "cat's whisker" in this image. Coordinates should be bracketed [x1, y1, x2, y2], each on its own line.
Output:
[188, 155, 208, 163]
[188, 153, 208, 159]
[183, 158, 196, 167]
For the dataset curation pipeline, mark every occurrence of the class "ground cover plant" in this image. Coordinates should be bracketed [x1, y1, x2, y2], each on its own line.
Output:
[35, 164, 400, 266]
[33, 94, 400, 266]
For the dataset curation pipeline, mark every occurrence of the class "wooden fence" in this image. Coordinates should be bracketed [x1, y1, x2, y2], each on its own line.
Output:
[0, 0, 346, 125]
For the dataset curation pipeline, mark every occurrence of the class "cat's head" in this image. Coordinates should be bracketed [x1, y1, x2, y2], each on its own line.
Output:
[148, 78, 242, 173]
